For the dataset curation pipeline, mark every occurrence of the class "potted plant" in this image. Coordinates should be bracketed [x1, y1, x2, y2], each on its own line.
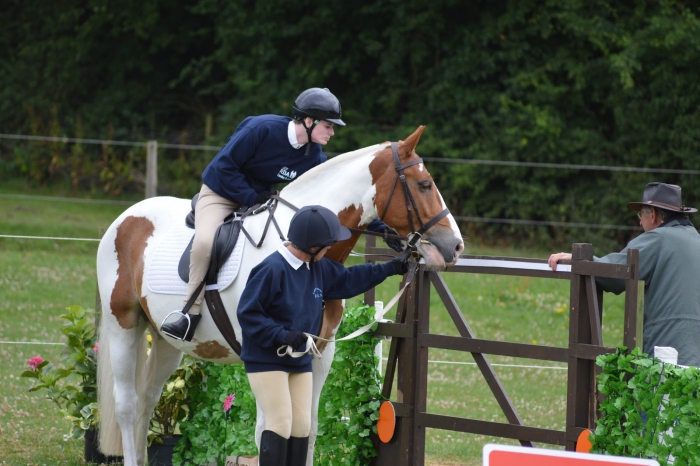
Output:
[21, 304, 120, 463]
[147, 352, 206, 466]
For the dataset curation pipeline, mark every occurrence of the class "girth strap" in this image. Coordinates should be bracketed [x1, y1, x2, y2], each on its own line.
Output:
[204, 287, 242, 355]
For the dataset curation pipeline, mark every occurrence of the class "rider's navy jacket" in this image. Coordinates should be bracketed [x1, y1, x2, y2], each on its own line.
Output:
[202, 115, 326, 207]
[237, 244, 398, 373]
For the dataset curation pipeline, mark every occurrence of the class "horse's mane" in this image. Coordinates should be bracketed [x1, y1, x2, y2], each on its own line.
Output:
[281, 143, 386, 198]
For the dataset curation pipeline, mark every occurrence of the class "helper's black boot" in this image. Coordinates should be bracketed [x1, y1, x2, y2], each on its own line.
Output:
[160, 314, 201, 341]
[286, 436, 309, 466]
[259, 430, 288, 466]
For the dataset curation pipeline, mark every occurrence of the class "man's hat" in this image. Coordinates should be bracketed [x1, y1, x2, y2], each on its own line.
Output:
[627, 182, 697, 214]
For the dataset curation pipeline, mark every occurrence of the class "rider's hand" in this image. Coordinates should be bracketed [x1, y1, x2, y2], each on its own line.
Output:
[390, 255, 411, 275]
[254, 191, 271, 205]
[283, 330, 307, 351]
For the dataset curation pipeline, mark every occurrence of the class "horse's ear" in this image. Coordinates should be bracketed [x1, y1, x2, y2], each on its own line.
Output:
[398, 126, 425, 158]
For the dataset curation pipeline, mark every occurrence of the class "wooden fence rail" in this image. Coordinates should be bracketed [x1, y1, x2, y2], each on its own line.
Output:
[363, 237, 642, 465]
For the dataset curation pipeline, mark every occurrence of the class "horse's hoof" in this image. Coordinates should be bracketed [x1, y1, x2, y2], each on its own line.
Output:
[161, 313, 201, 341]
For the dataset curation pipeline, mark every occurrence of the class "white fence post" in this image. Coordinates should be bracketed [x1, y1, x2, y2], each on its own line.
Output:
[146, 140, 158, 198]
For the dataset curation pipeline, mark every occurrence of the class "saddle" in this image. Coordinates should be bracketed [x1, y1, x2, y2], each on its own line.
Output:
[177, 193, 246, 284]
[176, 193, 288, 355]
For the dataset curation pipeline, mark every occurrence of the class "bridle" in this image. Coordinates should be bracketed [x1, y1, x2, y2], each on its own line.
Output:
[250, 141, 450, 255]
[375, 141, 450, 250]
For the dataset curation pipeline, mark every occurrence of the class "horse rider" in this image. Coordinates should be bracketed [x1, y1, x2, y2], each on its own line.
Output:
[236, 205, 410, 466]
[161, 87, 403, 341]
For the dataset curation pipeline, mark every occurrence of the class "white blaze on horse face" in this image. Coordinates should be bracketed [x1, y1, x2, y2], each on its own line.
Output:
[439, 190, 461, 240]
[418, 162, 424, 172]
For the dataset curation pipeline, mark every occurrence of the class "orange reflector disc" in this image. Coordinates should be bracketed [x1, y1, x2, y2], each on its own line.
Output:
[377, 401, 396, 443]
[576, 429, 593, 453]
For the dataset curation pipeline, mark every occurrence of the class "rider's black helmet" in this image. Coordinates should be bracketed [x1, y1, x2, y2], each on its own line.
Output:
[287, 205, 351, 251]
[293, 88, 346, 126]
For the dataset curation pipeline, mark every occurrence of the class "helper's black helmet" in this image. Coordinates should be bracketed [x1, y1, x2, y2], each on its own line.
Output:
[293, 88, 346, 126]
[288, 206, 351, 252]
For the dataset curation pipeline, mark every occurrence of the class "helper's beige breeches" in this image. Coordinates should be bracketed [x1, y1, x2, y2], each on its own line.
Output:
[186, 184, 240, 314]
[247, 371, 313, 438]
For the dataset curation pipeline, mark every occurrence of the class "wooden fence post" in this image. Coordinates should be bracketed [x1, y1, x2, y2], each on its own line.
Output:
[566, 243, 595, 450]
[146, 140, 158, 198]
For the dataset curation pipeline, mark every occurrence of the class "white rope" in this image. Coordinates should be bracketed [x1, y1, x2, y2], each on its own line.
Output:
[0, 234, 100, 242]
[277, 278, 411, 358]
[0, 193, 133, 205]
[399, 359, 568, 371]
[0, 340, 63, 345]
[0, 341, 567, 370]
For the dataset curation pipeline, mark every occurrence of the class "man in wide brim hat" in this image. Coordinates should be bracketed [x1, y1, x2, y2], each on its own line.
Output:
[549, 182, 700, 367]
[626, 182, 697, 215]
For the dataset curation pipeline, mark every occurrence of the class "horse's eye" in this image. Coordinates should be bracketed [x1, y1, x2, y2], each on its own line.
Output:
[418, 180, 432, 191]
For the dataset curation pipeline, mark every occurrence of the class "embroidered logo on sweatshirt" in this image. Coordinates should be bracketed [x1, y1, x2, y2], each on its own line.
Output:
[312, 287, 323, 298]
[277, 166, 297, 181]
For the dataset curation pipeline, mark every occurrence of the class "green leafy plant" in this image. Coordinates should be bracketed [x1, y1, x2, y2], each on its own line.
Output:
[148, 352, 207, 445]
[21, 305, 99, 439]
[592, 346, 700, 465]
[315, 302, 383, 465]
[174, 302, 383, 466]
[174, 363, 257, 465]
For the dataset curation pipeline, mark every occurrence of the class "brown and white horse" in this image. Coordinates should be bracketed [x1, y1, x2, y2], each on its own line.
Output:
[95, 126, 464, 466]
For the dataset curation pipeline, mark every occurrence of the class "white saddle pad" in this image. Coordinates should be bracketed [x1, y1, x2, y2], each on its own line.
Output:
[147, 221, 246, 295]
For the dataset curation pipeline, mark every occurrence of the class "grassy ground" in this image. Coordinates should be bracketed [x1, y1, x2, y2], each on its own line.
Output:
[0, 190, 627, 465]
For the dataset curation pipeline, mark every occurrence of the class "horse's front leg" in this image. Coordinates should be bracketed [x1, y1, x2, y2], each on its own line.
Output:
[306, 298, 344, 465]
[308, 339, 336, 465]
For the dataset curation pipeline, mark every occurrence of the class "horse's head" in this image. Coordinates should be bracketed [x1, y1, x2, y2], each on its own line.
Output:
[370, 126, 464, 268]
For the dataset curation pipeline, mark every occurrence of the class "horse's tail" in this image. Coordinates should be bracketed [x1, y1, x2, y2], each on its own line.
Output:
[97, 319, 149, 456]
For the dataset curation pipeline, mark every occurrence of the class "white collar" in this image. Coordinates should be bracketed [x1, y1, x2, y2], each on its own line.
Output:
[287, 121, 304, 149]
[278, 241, 310, 269]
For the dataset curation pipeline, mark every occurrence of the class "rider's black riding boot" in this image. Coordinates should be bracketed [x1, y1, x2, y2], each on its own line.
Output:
[160, 314, 201, 341]
[259, 430, 288, 466]
[286, 436, 309, 466]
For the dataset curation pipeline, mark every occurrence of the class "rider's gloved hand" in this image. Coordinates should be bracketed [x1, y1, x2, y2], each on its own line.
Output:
[283, 330, 307, 351]
[390, 254, 411, 275]
[383, 228, 404, 252]
[254, 191, 271, 205]
[366, 219, 404, 252]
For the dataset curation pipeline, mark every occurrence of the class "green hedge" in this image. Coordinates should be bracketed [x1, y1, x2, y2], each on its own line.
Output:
[174, 302, 383, 466]
[592, 347, 700, 465]
[5, 1, 700, 249]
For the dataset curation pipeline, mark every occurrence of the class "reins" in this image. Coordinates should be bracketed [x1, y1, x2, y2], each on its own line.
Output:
[277, 142, 454, 357]
[278, 256, 420, 359]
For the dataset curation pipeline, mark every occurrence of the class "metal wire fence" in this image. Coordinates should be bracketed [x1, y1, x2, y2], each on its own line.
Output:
[3, 132, 698, 232]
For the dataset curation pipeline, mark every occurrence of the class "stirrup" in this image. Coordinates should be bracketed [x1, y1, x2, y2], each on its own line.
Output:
[160, 310, 192, 341]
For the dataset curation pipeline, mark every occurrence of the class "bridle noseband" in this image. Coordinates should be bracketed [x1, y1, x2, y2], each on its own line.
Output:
[378, 142, 450, 249]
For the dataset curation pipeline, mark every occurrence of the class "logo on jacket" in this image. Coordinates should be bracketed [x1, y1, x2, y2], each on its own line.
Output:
[312, 287, 323, 298]
[277, 166, 297, 181]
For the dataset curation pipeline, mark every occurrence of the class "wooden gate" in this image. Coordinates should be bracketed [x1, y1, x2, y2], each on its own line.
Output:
[363, 240, 643, 466]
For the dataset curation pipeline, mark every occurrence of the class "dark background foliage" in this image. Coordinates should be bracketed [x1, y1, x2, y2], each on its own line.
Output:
[2, 0, 699, 250]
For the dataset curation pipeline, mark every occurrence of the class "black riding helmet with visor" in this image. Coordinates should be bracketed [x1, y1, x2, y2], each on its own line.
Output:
[287, 205, 351, 262]
[293, 88, 345, 156]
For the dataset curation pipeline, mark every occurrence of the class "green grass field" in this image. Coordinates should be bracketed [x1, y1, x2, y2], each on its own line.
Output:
[0, 190, 627, 466]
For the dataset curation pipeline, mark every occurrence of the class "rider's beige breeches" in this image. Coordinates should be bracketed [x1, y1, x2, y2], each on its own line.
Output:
[247, 371, 313, 438]
[186, 184, 240, 314]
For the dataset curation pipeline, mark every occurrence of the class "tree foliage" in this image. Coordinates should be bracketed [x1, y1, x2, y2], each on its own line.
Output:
[2, 0, 699, 247]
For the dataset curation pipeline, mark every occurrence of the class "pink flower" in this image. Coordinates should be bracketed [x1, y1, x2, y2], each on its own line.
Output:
[93, 343, 99, 353]
[223, 393, 236, 413]
[27, 356, 44, 371]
